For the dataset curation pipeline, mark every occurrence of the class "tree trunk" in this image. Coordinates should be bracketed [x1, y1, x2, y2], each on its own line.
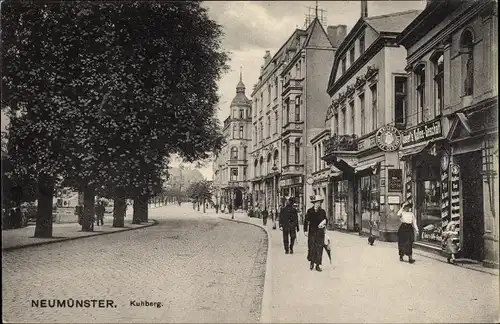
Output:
[132, 198, 141, 224]
[81, 187, 95, 231]
[34, 175, 54, 238]
[140, 194, 148, 222]
[197, 200, 200, 211]
[203, 198, 206, 213]
[112, 187, 126, 228]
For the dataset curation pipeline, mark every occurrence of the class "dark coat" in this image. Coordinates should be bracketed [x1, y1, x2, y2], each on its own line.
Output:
[279, 204, 299, 230]
[303, 207, 327, 233]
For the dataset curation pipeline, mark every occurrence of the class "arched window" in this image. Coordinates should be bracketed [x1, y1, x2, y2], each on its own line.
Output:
[295, 139, 300, 164]
[267, 153, 272, 175]
[273, 150, 279, 168]
[432, 52, 444, 116]
[414, 64, 426, 122]
[460, 29, 474, 96]
[231, 147, 238, 160]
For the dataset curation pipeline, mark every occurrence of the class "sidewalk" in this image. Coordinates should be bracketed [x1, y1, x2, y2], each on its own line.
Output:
[2, 208, 157, 251]
[216, 212, 498, 323]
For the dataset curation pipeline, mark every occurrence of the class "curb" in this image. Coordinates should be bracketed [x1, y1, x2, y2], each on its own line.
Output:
[2, 219, 158, 252]
[218, 217, 272, 323]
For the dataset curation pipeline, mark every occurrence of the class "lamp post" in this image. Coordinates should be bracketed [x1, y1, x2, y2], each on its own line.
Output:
[271, 164, 278, 220]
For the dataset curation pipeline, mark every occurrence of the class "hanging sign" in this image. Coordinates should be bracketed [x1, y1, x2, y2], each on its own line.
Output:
[440, 153, 450, 240]
[375, 126, 402, 152]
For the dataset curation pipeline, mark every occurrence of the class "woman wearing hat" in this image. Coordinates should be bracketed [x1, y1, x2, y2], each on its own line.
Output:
[304, 195, 328, 272]
[397, 201, 418, 263]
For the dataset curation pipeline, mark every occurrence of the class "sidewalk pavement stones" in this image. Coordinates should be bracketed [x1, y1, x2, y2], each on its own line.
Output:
[2, 207, 158, 251]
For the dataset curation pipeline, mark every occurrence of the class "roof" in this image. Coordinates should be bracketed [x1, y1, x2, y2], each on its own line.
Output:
[365, 10, 422, 34]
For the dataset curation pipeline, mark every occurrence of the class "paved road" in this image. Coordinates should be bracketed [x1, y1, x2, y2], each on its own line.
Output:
[2, 205, 267, 323]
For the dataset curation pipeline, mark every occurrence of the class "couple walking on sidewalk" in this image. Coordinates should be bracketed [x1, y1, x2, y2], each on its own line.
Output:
[278, 195, 328, 272]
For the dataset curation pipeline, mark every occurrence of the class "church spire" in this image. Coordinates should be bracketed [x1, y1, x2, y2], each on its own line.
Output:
[236, 66, 245, 93]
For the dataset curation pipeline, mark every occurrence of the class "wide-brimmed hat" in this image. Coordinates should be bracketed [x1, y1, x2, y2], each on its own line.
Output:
[310, 195, 324, 203]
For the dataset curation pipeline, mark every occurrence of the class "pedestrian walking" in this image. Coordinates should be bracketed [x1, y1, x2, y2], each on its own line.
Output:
[397, 202, 418, 264]
[214, 203, 219, 214]
[262, 208, 268, 226]
[304, 195, 327, 272]
[279, 197, 299, 254]
[442, 219, 460, 264]
[95, 201, 105, 226]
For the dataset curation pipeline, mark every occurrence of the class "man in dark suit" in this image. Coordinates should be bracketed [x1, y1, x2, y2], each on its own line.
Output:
[279, 197, 300, 254]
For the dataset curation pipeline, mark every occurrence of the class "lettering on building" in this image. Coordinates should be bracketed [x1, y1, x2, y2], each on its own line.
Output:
[401, 120, 442, 147]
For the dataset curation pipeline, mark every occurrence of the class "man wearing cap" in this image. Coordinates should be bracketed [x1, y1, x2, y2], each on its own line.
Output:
[278, 197, 300, 254]
[304, 195, 328, 272]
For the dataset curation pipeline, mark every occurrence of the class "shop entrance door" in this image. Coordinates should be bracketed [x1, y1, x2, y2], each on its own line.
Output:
[456, 151, 484, 261]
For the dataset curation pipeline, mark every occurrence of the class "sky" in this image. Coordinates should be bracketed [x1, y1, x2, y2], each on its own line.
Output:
[176, 0, 427, 180]
[1, 1, 427, 180]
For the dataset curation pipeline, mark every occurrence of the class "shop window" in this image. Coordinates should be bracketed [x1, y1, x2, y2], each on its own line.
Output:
[432, 52, 444, 116]
[359, 93, 365, 135]
[415, 64, 426, 123]
[419, 180, 442, 244]
[360, 174, 380, 234]
[231, 147, 238, 160]
[294, 139, 300, 164]
[460, 30, 474, 96]
[395, 76, 407, 125]
[295, 96, 301, 121]
[334, 180, 349, 230]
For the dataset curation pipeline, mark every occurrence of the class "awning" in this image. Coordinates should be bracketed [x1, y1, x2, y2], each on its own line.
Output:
[398, 142, 429, 161]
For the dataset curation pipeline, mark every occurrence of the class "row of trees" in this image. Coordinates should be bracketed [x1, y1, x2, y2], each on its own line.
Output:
[1, 1, 227, 237]
[186, 180, 214, 213]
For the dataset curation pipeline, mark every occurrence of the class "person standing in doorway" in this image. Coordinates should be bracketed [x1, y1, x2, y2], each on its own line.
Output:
[397, 201, 418, 263]
[279, 197, 299, 254]
[304, 195, 327, 272]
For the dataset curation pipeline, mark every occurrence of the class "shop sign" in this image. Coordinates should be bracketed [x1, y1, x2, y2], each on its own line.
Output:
[279, 176, 303, 187]
[375, 126, 402, 152]
[357, 135, 376, 152]
[388, 169, 402, 192]
[401, 120, 442, 148]
[450, 164, 461, 222]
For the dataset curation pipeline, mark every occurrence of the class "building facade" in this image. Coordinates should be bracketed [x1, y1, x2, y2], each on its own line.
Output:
[397, 0, 498, 267]
[322, 6, 421, 239]
[213, 74, 252, 209]
[249, 18, 346, 215]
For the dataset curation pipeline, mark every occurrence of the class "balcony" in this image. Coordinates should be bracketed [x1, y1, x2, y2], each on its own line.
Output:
[281, 164, 304, 177]
[282, 78, 303, 96]
[322, 134, 359, 173]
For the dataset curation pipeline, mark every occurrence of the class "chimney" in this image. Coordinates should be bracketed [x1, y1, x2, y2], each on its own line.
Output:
[327, 25, 348, 48]
[361, 0, 368, 18]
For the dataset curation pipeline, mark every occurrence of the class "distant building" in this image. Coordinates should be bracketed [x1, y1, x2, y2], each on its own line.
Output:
[323, 3, 421, 238]
[397, 0, 498, 267]
[249, 17, 346, 214]
[213, 73, 252, 209]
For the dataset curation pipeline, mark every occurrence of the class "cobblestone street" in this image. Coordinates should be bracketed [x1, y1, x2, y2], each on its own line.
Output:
[2, 205, 267, 323]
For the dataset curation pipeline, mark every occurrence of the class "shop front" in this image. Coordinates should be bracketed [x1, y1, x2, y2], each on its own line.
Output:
[280, 175, 304, 210]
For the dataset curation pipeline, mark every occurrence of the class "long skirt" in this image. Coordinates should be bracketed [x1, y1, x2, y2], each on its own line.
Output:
[445, 236, 459, 254]
[397, 223, 414, 256]
[307, 230, 325, 265]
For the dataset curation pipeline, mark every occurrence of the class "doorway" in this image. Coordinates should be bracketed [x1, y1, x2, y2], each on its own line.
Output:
[456, 151, 484, 261]
[234, 188, 243, 209]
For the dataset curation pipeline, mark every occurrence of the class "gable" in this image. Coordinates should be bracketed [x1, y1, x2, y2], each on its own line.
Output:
[305, 20, 333, 48]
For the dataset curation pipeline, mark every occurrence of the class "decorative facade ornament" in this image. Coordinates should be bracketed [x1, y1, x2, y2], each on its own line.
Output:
[345, 85, 355, 98]
[323, 134, 359, 155]
[326, 104, 334, 120]
[332, 98, 340, 108]
[354, 75, 366, 89]
[365, 65, 379, 80]
[338, 92, 347, 103]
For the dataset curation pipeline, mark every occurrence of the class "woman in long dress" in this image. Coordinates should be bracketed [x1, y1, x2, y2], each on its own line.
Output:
[397, 202, 419, 263]
[442, 220, 460, 264]
[304, 195, 328, 272]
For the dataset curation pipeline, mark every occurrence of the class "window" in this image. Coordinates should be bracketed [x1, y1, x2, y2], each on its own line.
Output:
[243, 167, 247, 180]
[295, 96, 301, 121]
[274, 77, 279, 99]
[274, 110, 278, 134]
[334, 114, 339, 135]
[231, 168, 238, 181]
[267, 116, 271, 137]
[370, 84, 377, 130]
[232, 125, 237, 139]
[349, 100, 355, 134]
[359, 93, 366, 135]
[359, 34, 365, 54]
[341, 108, 346, 135]
[231, 147, 238, 160]
[285, 141, 290, 165]
[295, 139, 300, 164]
[260, 93, 264, 110]
[254, 160, 259, 177]
[318, 143, 322, 170]
[342, 57, 346, 74]
[285, 99, 290, 124]
[239, 126, 244, 139]
[260, 122, 263, 141]
[239, 109, 244, 119]
[314, 146, 318, 171]
[460, 30, 474, 96]
[395, 76, 407, 124]
[432, 53, 444, 116]
[254, 125, 258, 144]
[349, 47, 355, 66]
[248, 107, 252, 118]
[268, 84, 272, 104]
[415, 64, 426, 123]
[243, 146, 247, 159]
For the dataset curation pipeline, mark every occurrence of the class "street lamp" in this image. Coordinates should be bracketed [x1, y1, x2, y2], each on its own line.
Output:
[271, 164, 279, 222]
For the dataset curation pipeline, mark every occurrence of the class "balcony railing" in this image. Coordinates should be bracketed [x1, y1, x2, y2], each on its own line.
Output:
[323, 134, 358, 156]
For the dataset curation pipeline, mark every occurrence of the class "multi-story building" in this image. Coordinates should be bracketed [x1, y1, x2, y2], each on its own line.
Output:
[321, 3, 421, 238]
[249, 17, 346, 215]
[397, 0, 498, 267]
[213, 74, 252, 209]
